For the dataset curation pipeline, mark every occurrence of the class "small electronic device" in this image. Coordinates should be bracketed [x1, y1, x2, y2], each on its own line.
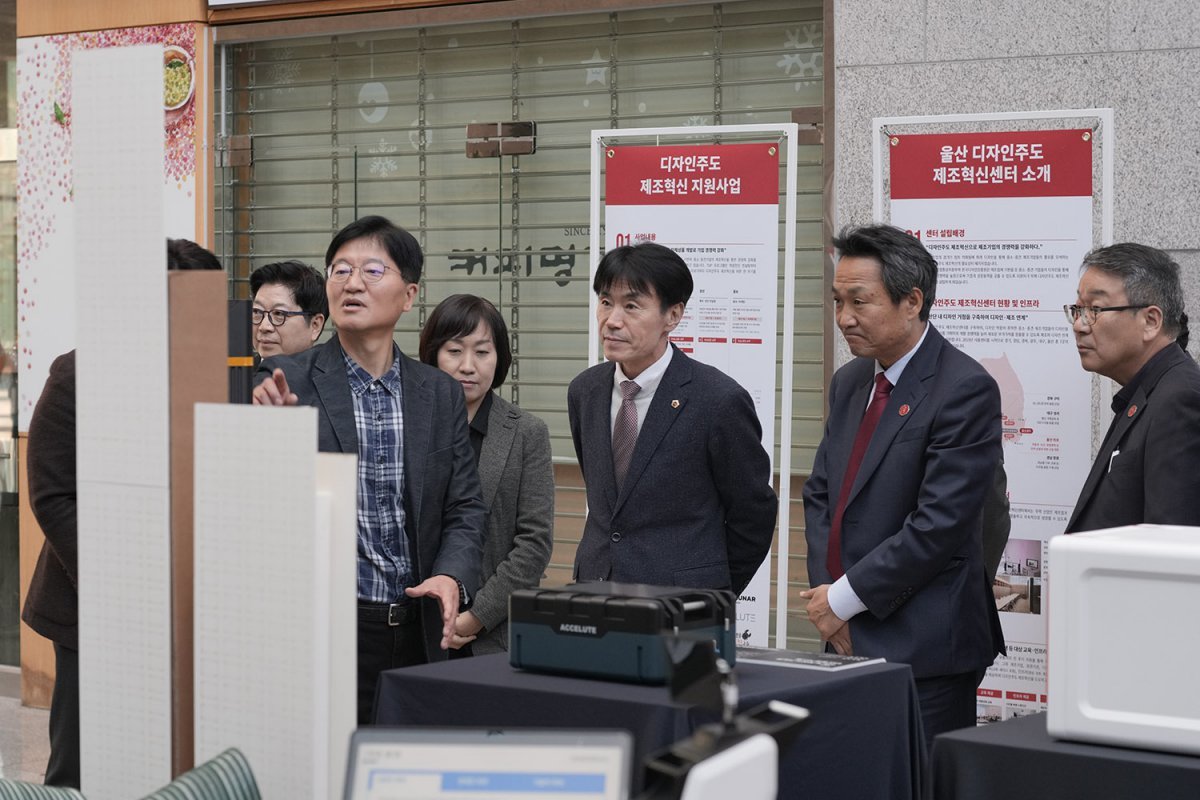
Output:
[343, 727, 633, 800]
[637, 643, 810, 800]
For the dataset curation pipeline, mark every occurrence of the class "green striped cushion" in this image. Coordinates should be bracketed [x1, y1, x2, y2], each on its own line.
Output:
[138, 748, 261, 800]
[0, 782, 85, 800]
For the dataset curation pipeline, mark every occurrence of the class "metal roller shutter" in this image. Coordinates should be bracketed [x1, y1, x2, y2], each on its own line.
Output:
[215, 0, 826, 648]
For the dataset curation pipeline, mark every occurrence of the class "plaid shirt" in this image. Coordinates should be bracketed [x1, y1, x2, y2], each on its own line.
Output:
[345, 349, 412, 603]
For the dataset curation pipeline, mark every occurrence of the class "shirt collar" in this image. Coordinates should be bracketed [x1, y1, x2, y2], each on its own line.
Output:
[614, 343, 674, 393]
[470, 391, 494, 437]
[1112, 343, 1177, 413]
[344, 345, 403, 396]
[877, 322, 930, 386]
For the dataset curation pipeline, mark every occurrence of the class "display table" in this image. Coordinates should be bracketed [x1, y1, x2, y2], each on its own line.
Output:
[929, 712, 1200, 799]
[376, 652, 923, 799]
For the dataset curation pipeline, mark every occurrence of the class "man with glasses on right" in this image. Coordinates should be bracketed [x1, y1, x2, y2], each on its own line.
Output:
[1064, 243, 1200, 533]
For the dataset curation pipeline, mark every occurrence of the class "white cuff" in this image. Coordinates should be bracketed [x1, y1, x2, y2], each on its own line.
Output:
[827, 575, 868, 622]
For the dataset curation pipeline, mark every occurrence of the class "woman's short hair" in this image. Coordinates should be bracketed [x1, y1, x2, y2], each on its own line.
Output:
[419, 294, 512, 389]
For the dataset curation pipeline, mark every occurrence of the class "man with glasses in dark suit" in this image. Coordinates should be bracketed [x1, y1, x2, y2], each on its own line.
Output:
[1064, 243, 1200, 533]
[253, 216, 484, 724]
[249, 260, 328, 357]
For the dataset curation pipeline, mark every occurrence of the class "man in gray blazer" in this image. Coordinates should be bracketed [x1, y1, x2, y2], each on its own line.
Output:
[1065, 243, 1200, 532]
[254, 216, 485, 723]
[568, 242, 778, 596]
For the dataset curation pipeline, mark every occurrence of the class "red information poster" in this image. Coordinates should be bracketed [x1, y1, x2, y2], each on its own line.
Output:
[889, 129, 1095, 723]
[604, 143, 779, 644]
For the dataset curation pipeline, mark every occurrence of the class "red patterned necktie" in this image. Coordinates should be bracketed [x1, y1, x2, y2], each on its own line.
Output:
[826, 373, 893, 580]
[612, 380, 641, 487]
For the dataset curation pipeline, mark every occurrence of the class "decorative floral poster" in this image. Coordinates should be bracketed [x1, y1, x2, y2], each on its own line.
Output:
[17, 24, 202, 428]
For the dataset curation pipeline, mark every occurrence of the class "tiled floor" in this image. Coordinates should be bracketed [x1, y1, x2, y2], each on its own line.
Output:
[0, 668, 51, 785]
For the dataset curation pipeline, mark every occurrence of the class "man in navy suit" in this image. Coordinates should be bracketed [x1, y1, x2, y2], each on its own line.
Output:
[802, 224, 1004, 747]
[568, 242, 777, 596]
[254, 216, 484, 723]
[1065, 243, 1200, 532]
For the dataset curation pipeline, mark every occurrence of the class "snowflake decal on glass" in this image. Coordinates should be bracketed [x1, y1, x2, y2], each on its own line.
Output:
[269, 48, 301, 92]
[777, 24, 824, 90]
[368, 138, 399, 177]
[777, 50, 823, 78]
[785, 24, 822, 50]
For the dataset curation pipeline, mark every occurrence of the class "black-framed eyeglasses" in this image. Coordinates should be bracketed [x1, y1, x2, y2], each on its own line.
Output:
[1063, 304, 1149, 326]
[326, 262, 397, 283]
[252, 308, 309, 327]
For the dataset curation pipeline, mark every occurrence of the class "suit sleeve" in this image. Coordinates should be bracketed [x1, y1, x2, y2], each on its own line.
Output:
[430, 385, 487, 598]
[254, 355, 300, 395]
[253, 360, 273, 388]
[802, 371, 839, 587]
[848, 369, 1001, 620]
[981, 461, 1011, 579]
[1143, 376, 1200, 525]
[470, 415, 555, 631]
[567, 378, 587, 478]
[27, 353, 79, 587]
[709, 384, 778, 596]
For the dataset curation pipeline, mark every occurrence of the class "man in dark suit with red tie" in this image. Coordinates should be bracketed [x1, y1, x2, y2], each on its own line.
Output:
[801, 224, 1005, 747]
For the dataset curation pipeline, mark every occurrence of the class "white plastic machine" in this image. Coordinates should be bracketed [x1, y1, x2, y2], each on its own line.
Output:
[661, 702, 810, 800]
[636, 648, 810, 800]
[1048, 524, 1200, 755]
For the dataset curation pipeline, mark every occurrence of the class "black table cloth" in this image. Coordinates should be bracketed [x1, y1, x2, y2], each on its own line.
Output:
[376, 652, 924, 799]
[929, 711, 1200, 800]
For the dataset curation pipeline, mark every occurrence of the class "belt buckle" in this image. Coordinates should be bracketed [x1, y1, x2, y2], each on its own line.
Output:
[387, 602, 404, 627]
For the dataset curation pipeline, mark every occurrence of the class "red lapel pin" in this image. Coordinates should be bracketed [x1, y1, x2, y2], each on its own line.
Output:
[899, 404, 911, 416]
[1127, 405, 1137, 417]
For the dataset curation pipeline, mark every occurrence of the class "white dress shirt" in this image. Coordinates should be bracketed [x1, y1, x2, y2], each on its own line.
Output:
[609, 344, 675, 436]
[828, 323, 929, 622]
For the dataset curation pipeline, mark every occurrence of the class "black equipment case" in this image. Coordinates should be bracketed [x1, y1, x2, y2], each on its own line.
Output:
[508, 582, 737, 684]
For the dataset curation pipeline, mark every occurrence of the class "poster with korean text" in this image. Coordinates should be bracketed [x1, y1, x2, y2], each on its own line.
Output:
[604, 143, 779, 645]
[889, 129, 1094, 722]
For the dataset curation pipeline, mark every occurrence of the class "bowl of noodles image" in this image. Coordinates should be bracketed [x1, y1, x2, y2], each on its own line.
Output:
[163, 45, 195, 112]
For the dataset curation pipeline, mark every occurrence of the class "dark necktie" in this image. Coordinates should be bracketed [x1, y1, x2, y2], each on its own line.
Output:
[827, 373, 893, 580]
[612, 380, 641, 488]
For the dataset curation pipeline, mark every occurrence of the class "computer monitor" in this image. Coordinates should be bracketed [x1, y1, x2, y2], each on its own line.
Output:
[343, 727, 633, 800]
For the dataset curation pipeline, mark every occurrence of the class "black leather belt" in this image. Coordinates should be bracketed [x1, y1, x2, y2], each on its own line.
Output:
[358, 601, 419, 626]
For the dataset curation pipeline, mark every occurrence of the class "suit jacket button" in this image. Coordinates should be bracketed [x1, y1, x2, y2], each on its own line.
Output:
[611, 532, 622, 542]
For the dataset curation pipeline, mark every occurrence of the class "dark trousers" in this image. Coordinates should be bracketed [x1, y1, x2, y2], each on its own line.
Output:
[357, 603, 426, 725]
[914, 670, 979, 755]
[45, 642, 80, 789]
